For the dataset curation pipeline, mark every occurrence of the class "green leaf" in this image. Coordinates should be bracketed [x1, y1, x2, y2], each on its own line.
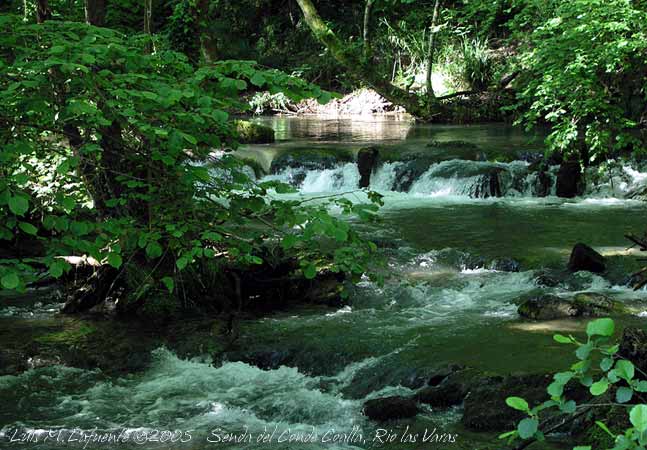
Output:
[630, 405, 647, 433]
[517, 418, 538, 439]
[600, 357, 614, 372]
[176, 256, 189, 270]
[1, 272, 19, 290]
[303, 263, 317, 280]
[107, 253, 123, 269]
[506, 397, 529, 412]
[18, 222, 38, 235]
[586, 318, 615, 337]
[561, 400, 576, 414]
[281, 234, 298, 250]
[161, 276, 174, 293]
[590, 379, 609, 396]
[575, 343, 593, 360]
[8, 195, 29, 216]
[553, 334, 572, 344]
[615, 360, 635, 381]
[145, 242, 163, 259]
[595, 420, 614, 438]
[250, 72, 266, 87]
[634, 380, 647, 392]
[573, 447, 591, 450]
[616, 386, 633, 403]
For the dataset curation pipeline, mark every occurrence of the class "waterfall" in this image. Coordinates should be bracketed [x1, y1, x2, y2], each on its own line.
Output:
[261, 156, 647, 199]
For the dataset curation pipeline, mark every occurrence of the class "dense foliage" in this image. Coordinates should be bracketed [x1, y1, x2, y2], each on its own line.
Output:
[0, 16, 381, 310]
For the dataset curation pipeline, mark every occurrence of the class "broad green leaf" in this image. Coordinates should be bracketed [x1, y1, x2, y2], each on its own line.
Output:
[616, 386, 633, 403]
[107, 253, 123, 269]
[553, 334, 572, 344]
[505, 396, 529, 412]
[146, 242, 163, 259]
[18, 222, 38, 235]
[590, 379, 609, 396]
[615, 360, 635, 381]
[586, 318, 615, 337]
[8, 196, 29, 216]
[630, 405, 647, 433]
[1, 272, 19, 290]
[517, 418, 538, 439]
[303, 263, 317, 280]
[600, 357, 614, 372]
[161, 276, 174, 293]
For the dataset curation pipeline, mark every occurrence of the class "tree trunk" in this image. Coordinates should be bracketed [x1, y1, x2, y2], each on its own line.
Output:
[143, 0, 153, 53]
[425, 0, 442, 99]
[295, 0, 429, 119]
[362, 0, 375, 60]
[197, 0, 217, 63]
[84, 0, 106, 26]
[36, 0, 52, 23]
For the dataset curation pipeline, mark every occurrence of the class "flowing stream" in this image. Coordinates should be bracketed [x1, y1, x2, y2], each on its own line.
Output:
[2, 117, 647, 449]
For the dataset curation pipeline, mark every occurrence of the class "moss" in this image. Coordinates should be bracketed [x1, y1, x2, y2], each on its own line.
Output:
[35, 322, 96, 344]
[238, 157, 266, 177]
[234, 120, 275, 144]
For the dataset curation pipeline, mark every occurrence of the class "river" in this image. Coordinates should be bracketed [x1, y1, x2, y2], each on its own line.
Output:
[2, 117, 647, 450]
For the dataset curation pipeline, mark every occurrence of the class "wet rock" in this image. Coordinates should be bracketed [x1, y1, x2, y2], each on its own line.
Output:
[568, 243, 606, 273]
[357, 147, 379, 188]
[471, 169, 503, 198]
[619, 327, 647, 375]
[428, 364, 463, 386]
[363, 396, 419, 421]
[462, 374, 551, 431]
[518, 293, 623, 320]
[235, 120, 275, 144]
[27, 354, 62, 369]
[518, 294, 577, 320]
[556, 160, 582, 198]
[533, 269, 564, 287]
[489, 258, 520, 272]
[415, 379, 468, 407]
[270, 150, 352, 174]
[536, 170, 553, 197]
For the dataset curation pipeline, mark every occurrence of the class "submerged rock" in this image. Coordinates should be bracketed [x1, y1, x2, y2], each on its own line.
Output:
[518, 293, 624, 320]
[568, 243, 606, 273]
[363, 396, 419, 421]
[357, 147, 379, 188]
[235, 120, 275, 144]
[415, 379, 468, 407]
[556, 160, 582, 198]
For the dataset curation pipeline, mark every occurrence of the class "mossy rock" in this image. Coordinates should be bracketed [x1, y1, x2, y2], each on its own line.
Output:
[518, 293, 627, 320]
[35, 322, 96, 344]
[235, 120, 275, 144]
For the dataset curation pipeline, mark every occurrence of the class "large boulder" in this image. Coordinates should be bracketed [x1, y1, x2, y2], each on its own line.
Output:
[568, 243, 606, 273]
[235, 120, 275, 144]
[363, 396, 419, 421]
[518, 293, 624, 320]
[556, 160, 582, 198]
[357, 147, 379, 188]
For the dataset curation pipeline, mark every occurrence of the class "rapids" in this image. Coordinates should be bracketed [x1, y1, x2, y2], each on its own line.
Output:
[3, 117, 647, 450]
